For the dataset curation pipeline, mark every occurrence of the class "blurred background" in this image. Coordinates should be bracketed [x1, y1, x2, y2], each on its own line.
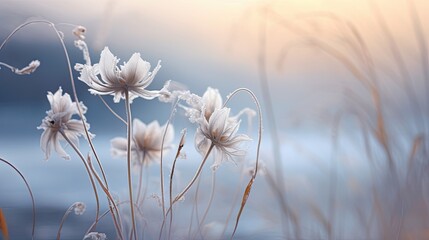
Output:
[1, 0, 429, 239]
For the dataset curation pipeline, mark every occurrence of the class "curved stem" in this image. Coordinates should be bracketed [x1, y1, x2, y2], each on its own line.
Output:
[57, 203, 84, 240]
[0, 158, 36, 240]
[173, 143, 214, 204]
[125, 91, 137, 240]
[223, 88, 263, 238]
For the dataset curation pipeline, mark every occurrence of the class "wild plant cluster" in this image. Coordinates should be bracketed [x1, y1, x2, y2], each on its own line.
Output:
[0, 20, 262, 240]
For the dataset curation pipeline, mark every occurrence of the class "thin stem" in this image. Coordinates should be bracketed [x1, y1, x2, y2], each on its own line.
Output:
[56, 204, 74, 240]
[125, 91, 137, 240]
[0, 62, 16, 72]
[159, 143, 214, 240]
[168, 129, 186, 240]
[0, 158, 36, 240]
[59, 130, 100, 231]
[57, 202, 86, 240]
[136, 158, 145, 204]
[87, 156, 124, 240]
[60, 131, 123, 239]
[98, 95, 127, 125]
[159, 98, 180, 223]
[173, 143, 214, 204]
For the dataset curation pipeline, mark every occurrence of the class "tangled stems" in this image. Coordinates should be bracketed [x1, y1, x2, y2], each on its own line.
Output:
[59, 130, 100, 231]
[60, 131, 124, 240]
[159, 143, 214, 240]
[0, 158, 36, 240]
[125, 91, 137, 240]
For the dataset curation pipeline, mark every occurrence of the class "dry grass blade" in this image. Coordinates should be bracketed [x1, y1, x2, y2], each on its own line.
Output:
[0, 209, 9, 240]
[231, 178, 254, 239]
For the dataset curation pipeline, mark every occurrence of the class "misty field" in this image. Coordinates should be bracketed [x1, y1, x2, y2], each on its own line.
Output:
[1, 0, 429, 239]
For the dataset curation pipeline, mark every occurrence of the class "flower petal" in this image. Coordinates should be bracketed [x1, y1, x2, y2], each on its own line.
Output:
[99, 47, 119, 85]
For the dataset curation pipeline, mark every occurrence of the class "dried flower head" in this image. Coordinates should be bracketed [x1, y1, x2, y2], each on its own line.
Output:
[14, 60, 40, 75]
[111, 119, 174, 168]
[72, 202, 86, 215]
[72, 25, 86, 40]
[84, 232, 107, 240]
[75, 47, 162, 103]
[37, 87, 92, 160]
[195, 107, 251, 171]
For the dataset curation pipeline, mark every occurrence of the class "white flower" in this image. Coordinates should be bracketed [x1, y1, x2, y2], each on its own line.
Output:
[195, 107, 251, 171]
[84, 232, 107, 240]
[72, 202, 86, 215]
[75, 47, 162, 103]
[14, 60, 40, 75]
[111, 119, 174, 168]
[37, 87, 92, 160]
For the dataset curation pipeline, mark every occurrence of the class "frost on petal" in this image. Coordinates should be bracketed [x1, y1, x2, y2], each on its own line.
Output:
[73, 202, 86, 215]
[99, 47, 119, 85]
[14, 60, 40, 75]
[202, 87, 223, 120]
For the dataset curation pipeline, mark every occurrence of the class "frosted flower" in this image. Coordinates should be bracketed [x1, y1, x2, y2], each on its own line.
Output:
[111, 119, 174, 167]
[37, 87, 92, 160]
[196, 107, 251, 171]
[75, 47, 162, 103]
[72, 202, 86, 215]
[14, 60, 40, 75]
[84, 232, 107, 240]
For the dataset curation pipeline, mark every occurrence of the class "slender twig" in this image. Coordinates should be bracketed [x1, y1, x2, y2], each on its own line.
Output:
[0, 158, 36, 240]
